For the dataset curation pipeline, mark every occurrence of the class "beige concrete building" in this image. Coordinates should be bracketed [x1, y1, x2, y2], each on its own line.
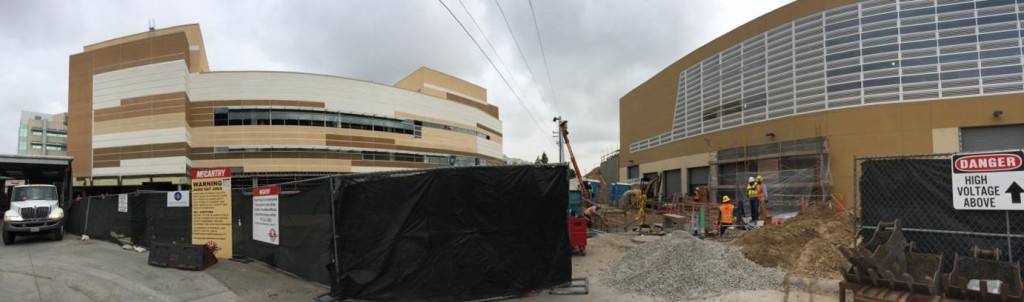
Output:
[68, 24, 502, 190]
[620, 0, 1024, 209]
[18, 111, 68, 156]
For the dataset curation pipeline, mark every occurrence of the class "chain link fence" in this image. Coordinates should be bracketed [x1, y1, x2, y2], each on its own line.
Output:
[63, 164, 571, 297]
[855, 153, 1024, 273]
[65, 176, 337, 285]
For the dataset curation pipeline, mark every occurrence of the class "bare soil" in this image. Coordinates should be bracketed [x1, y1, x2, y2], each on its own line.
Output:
[735, 205, 853, 279]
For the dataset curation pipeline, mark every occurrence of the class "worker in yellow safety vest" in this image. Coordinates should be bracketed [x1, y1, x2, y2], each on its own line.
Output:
[746, 176, 760, 222]
[584, 204, 602, 228]
[719, 195, 734, 236]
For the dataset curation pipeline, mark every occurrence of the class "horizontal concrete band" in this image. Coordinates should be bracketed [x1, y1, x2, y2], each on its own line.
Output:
[444, 92, 498, 119]
[93, 139, 503, 168]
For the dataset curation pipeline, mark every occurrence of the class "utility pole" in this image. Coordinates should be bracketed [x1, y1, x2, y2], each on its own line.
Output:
[552, 116, 565, 163]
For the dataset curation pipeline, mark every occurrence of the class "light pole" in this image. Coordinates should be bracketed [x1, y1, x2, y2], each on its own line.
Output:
[552, 116, 565, 163]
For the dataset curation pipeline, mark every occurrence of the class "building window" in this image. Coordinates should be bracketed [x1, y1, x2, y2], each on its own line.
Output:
[635, 0, 1024, 153]
[627, 165, 640, 179]
[210, 107, 491, 139]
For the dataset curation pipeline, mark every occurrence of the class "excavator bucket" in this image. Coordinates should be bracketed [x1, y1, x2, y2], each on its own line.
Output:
[944, 247, 1023, 302]
[863, 221, 899, 251]
[840, 220, 943, 295]
[841, 221, 903, 285]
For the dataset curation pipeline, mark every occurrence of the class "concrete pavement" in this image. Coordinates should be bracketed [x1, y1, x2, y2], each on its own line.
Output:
[0, 235, 325, 302]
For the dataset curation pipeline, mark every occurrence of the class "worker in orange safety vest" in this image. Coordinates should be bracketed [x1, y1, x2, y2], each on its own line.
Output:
[584, 204, 602, 228]
[756, 175, 770, 220]
[719, 195, 734, 236]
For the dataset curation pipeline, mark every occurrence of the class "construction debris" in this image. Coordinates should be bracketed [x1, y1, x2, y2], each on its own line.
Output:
[735, 204, 852, 279]
[601, 231, 784, 300]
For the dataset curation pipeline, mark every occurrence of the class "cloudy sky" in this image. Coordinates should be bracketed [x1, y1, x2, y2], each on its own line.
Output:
[0, 0, 789, 172]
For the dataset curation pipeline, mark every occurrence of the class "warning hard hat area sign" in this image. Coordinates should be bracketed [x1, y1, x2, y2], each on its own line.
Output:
[951, 150, 1024, 210]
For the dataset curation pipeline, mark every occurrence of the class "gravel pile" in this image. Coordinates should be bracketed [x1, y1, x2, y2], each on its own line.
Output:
[601, 232, 784, 300]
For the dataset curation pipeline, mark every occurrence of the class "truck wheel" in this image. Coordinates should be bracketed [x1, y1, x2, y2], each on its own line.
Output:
[53, 226, 64, 241]
[2, 230, 14, 245]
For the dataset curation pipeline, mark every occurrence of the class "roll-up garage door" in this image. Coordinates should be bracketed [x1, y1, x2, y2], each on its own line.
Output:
[662, 169, 682, 200]
[688, 166, 709, 189]
[961, 124, 1024, 152]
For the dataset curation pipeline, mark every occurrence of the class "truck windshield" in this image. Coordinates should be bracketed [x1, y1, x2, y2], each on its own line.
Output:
[11, 187, 57, 201]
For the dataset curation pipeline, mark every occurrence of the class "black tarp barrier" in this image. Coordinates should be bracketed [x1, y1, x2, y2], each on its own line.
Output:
[331, 165, 572, 301]
[65, 192, 191, 247]
[232, 179, 334, 285]
[65, 197, 89, 235]
[859, 158, 1024, 272]
[140, 192, 191, 247]
[80, 195, 131, 243]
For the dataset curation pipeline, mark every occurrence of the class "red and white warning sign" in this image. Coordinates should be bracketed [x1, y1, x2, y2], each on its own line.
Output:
[951, 150, 1024, 210]
[253, 185, 280, 244]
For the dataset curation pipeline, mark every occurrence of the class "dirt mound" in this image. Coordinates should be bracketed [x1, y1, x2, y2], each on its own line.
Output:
[735, 204, 852, 279]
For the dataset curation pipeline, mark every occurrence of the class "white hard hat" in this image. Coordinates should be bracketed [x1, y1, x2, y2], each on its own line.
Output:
[748, 176, 755, 182]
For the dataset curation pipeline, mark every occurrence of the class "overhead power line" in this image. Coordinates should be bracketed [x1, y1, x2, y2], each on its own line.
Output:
[494, 0, 555, 116]
[438, 0, 548, 137]
[456, 0, 531, 107]
[527, 0, 562, 116]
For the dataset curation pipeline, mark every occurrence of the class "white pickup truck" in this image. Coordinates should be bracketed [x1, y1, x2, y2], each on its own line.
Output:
[2, 184, 65, 245]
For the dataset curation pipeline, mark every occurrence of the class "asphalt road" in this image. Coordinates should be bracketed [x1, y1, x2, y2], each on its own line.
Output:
[0, 234, 326, 302]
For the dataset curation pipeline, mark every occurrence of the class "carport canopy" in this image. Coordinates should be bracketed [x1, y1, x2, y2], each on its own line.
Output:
[0, 154, 73, 203]
[0, 154, 72, 183]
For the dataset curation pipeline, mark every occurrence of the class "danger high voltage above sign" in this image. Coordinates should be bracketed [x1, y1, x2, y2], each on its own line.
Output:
[951, 150, 1024, 210]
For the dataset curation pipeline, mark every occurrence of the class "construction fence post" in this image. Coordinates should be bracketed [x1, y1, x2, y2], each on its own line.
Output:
[1007, 210, 1013, 262]
[699, 207, 705, 236]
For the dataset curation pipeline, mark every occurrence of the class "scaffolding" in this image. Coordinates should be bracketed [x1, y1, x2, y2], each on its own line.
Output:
[589, 137, 833, 234]
[710, 136, 832, 217]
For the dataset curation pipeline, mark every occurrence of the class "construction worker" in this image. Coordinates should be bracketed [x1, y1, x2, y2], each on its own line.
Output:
[584, 204, 602, 228]
[746, 176, 760, 222]
[589, 182, 598, 203]
[719, 195, 734, 236]
[756, 175, 770, 220]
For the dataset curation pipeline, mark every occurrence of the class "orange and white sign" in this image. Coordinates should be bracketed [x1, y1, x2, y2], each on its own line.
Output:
[191, 167, 233, 258]
[253, 185, 280, 245]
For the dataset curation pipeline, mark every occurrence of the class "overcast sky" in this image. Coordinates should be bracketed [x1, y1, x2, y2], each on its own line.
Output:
[0, 0, 790, 172]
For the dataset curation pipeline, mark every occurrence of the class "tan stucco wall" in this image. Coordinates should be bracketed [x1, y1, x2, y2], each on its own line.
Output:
[619, 0, 1024, 209]
[69, 28, 202, 177]
[622, 94, 1024, 209]
[394, 67, 487, 102]
[932, 127, 960, 153]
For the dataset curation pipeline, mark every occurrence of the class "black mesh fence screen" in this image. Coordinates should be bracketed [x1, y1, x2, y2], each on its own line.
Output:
[139, 192, 191, 246]
[330, 165, 572, 301]
[231, 177, 334, 285]
[857, 155, 1024, 273]
[60, 164, 571, 295]
[72, 196, 131, 243]
[65, 197, 89, 235]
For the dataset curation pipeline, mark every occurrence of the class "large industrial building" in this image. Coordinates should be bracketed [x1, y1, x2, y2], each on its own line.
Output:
[620, 0, 1024, 207]
[18, 111, 69, 156]
[68, 24, 503, 191]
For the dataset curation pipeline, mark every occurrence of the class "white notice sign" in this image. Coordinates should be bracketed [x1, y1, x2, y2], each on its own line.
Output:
[167, 191, 191, 207]
[951, 150, 1024, 210]
[118, 194, 128, 213]
[252, 185, 280, 245]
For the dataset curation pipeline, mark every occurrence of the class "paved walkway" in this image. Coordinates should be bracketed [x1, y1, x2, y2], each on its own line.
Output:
[0, 235, 325, 302]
